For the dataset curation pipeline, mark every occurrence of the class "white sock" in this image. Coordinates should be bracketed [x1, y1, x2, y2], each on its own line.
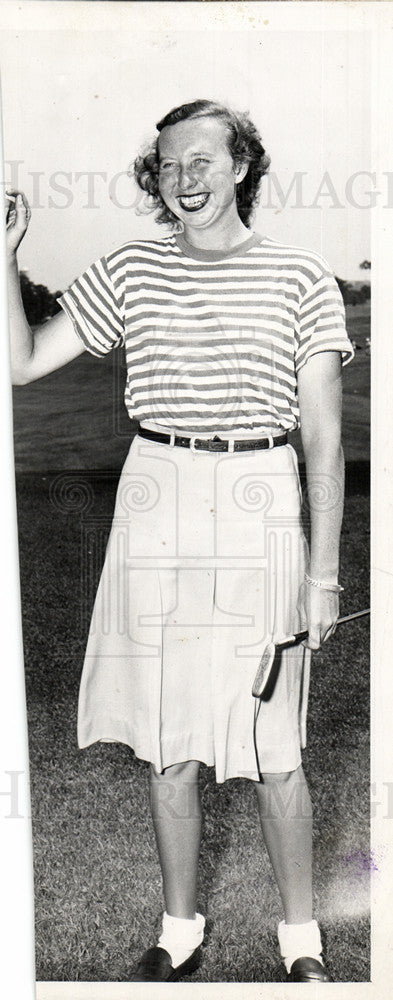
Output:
[278, 919, 323, 974]
[157, 911, 205, 969]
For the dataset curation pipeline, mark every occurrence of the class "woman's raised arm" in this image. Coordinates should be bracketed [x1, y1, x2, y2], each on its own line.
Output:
[6, 191, 85, 385]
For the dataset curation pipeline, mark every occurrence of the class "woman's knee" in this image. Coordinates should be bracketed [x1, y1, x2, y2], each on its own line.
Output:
[149, 761, 201, 821]
[150, 760, 201, 784]
[259, 765, 305, 786]
[255, 765, 312, 819]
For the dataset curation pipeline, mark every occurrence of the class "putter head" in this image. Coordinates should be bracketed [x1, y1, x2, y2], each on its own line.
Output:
[252, 641, 276, 698]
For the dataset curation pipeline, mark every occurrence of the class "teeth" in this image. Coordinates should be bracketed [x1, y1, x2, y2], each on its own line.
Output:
[178, 193, 209, 211]
[182, 195, 205, 206]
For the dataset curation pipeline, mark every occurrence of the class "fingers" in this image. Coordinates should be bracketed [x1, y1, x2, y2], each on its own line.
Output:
[303, 614, 339, 650]
[300, 583, 339, 651]
[5, 189, 29, 205]
[323, 621, 337, 643]
[6, 190, 31, 225]
[5, 190, 31, 250]
[303, 624, 323, 651]
[305, 618, 338, 650]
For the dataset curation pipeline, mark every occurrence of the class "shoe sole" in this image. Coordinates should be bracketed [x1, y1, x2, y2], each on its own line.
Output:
[169, 946, 202, 981]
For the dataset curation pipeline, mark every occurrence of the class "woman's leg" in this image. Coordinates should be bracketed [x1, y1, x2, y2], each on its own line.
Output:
[149, 759, 202, 918]
[254, 764, 313, 923]
[254, 765, 330, 979]
[129, 760, 204, 979]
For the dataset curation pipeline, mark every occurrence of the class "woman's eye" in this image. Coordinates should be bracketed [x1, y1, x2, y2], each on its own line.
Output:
[160, 162, 175, 172]
[192, 158, 209, 167]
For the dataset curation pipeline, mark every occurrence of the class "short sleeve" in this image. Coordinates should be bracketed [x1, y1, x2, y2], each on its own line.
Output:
[58, 256, 125, 357]
[296, 270, 354, 372]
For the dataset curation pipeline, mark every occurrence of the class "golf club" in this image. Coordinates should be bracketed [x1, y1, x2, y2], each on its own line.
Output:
[252, 608, 370, 698]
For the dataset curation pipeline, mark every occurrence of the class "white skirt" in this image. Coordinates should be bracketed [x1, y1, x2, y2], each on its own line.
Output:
[77, 434, 311, 782]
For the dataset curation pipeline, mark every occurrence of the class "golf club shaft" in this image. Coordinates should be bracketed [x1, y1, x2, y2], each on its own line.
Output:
[281, 608, 370, 649]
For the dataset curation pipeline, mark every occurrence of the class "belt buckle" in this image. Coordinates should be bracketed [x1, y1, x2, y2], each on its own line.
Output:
[208, 436, 226, 452]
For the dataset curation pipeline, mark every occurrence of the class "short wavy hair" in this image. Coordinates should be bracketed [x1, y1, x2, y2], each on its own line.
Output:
[133, 99, 270, 229]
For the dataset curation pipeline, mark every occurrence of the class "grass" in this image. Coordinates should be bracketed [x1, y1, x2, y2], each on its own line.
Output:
[16, 472, 370, 984]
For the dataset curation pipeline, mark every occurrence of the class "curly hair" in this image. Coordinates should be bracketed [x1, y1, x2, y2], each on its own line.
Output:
[133, 99, 270, 229]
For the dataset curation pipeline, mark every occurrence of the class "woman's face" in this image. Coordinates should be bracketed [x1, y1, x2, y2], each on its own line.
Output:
[157, 116, 247, 233]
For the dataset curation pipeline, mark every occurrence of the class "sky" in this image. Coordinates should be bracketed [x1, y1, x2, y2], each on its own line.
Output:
[0, 14, 371, 290]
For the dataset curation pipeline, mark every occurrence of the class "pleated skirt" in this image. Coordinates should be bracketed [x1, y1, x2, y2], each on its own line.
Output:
[77, 434, 311, 782]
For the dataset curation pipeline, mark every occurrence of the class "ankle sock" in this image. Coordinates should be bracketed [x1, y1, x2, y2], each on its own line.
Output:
[278, 919, 323, 974]
[157, 910, 205, 969]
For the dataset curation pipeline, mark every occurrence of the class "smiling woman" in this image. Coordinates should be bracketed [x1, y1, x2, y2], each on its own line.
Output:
[7, 96, 354, 985]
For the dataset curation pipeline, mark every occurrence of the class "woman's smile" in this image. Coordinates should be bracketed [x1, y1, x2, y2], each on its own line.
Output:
[176, 192, 210, 212]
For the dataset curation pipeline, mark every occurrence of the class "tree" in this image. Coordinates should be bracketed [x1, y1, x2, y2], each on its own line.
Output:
[19, 272, 62, 326]
[335, 276, 348, 301]
[335, 275, 370, 306]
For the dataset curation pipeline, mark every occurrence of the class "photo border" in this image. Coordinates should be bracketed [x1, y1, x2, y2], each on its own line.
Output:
[0, 2, 390, 997]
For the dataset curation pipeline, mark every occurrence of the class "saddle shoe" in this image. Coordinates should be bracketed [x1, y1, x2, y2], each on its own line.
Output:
[129, 943, 202, 982]
[287, 956, 332, 982]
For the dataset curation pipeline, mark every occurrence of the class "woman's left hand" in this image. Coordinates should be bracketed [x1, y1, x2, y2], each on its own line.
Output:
[297, 582, 340, 651]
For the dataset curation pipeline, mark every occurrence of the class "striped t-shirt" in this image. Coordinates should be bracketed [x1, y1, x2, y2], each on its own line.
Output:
[59, 231, 353, 435]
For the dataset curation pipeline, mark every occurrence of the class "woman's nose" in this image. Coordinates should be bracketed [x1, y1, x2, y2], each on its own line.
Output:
[178, 166, 197, 190]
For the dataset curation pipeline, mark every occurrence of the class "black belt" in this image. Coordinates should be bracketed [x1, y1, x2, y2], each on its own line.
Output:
[137, 425, 288, 453]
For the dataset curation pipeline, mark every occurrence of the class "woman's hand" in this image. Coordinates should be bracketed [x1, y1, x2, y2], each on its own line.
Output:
[297, 581, 339, 651]
[5, 190, 31, 257]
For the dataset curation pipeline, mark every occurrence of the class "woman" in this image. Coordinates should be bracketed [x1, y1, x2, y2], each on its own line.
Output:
[7, 99, 353, 983]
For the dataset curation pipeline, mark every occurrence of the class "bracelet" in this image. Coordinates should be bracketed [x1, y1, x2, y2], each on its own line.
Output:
[304, 573, 344, 594]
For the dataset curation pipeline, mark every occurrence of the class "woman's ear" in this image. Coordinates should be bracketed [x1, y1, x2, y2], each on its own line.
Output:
[234, 160, 249, 185]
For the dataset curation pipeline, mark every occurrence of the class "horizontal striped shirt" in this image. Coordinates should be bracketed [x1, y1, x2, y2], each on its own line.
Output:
[59, 231, 353, 434]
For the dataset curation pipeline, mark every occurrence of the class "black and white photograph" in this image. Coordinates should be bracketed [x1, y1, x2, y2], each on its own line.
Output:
[0, 2, 391, 997]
